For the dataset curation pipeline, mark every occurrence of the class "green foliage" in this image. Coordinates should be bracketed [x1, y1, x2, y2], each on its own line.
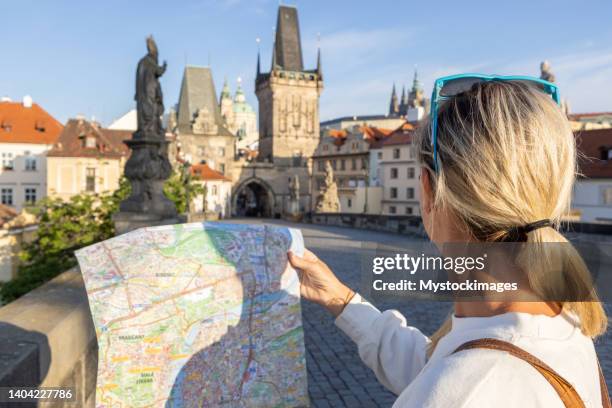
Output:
[0, 178, 131, 304]
[163, 167, 205, 214]
[0, 169, 204, 304]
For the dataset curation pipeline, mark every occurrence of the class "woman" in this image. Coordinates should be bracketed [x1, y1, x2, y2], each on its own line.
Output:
[288, 77, 610, 407]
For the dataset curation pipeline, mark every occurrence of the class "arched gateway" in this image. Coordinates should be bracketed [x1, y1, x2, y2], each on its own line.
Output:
[232, 178, 276, 217]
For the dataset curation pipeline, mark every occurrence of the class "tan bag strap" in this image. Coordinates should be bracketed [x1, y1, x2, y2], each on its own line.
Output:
[453, 338, 611, 408]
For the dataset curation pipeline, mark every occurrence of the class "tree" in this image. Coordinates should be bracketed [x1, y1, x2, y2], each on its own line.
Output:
[0, 178, 130, 303]
[163, 166, 205, 214]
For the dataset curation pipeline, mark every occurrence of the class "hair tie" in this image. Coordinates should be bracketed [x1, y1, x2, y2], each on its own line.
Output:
[521, 219, 552, 233]
[503, 219, 552, 242]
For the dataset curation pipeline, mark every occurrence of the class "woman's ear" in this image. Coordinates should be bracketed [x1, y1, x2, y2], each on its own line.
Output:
[420, 167, 433, 215]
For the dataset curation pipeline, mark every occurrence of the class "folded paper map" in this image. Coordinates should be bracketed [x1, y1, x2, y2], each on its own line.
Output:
[76, 222, 308, 407]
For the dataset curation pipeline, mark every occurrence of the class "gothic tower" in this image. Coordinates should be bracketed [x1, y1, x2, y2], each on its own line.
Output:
[388, 83, 399, 116]
[255, 5, 323, 166]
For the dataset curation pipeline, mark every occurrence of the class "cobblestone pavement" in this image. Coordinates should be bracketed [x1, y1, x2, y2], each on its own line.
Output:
[227, 219, 612, 407]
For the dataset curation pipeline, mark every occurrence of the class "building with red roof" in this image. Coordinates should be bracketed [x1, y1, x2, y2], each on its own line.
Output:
[572, 128, 612, 222]
[46, 117, 131, 200]
[372, 122, 420, 216]
[0, 97, 63, 210]
[311, 125, 393, 213]
[188, 162, 232, 218]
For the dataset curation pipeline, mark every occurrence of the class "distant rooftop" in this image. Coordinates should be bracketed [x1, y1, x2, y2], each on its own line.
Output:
[0, 98, 63, 145]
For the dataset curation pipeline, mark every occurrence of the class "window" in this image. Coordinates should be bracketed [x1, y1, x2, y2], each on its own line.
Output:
[409, 146, 415, 159]
[389, 206, 396, 214]
[361, 158, 367, 170]
[24, 187, 37, 204]
[351, 158, 356, 170]
[603, 187, 612, 205]
[197, 146, 205, 156]
[347, 198, 352, 208]
[318, 160, 325, 171]
[25, 156, 37, 171]
[2, 152, 14, 170]
[331, 160, 337, 170]
[85, 136, 96, 148]
[390, 168, 398, 179]
[86, 168, 96, 192]
[340, 159, 345, 171]
[390, 187, 398, 199]
[1, 188, 13, 205]
[323, 144, 329, 151]
[218, 147, 226, 156]
[377, 151, 382, 160]
[220, 163, 226, 174]
[407, 187, 415, 199]
[407, 167, 415, 179]
[405, 206, 413, 215]
[393, 148, 400, 159]
[211, 185, 218, 196]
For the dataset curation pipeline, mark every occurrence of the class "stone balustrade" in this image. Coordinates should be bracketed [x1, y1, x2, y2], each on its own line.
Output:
[0, 267, 96, 407]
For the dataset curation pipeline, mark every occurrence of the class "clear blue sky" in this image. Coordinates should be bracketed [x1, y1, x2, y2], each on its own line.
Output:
[1, 0, 611, 125]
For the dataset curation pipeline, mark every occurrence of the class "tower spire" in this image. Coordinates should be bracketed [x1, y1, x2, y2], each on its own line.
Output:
[389, 83, 399, 116]
[316, 47, 322, 79]
[256, 37, 261, 77]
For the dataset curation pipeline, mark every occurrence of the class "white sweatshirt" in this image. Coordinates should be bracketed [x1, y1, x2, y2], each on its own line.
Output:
[335, 294, 605, 407]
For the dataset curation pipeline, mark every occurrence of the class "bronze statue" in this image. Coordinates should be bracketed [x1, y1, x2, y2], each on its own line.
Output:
[134, 36, 167, 140]
[115, 36, 177, 224]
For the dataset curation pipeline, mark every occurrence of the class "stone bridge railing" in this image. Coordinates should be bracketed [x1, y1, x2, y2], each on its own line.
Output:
[310, 212, 612, 237]
[0, 267, 96, 407]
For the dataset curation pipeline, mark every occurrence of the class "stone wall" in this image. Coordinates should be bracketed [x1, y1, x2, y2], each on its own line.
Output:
[311, 213, 427, 237]
[0, 268, 97, 407]
[310, 212, 612, 237]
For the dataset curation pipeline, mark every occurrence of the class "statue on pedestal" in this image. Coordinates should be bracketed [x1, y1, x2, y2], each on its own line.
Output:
[287, 175, 301, 218]
[114, 36, 180, 234]
[315, 161, 340, 213]
[539, 60, 556, 83]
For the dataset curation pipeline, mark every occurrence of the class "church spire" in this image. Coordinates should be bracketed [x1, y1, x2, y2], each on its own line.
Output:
[257, 50, 261, 76]
[389, 83, 399, 116]
[316, 47, 322, 79]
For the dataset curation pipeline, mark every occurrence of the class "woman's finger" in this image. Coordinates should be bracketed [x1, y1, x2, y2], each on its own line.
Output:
[288, 251, 315, 271]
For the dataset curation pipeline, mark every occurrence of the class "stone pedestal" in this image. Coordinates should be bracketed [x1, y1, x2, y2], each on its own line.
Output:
[113, 212, 187, 235]
[114, 138, 181, 235]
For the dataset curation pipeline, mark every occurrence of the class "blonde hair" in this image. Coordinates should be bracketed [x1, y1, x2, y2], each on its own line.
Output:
[415, 81, 608, 352]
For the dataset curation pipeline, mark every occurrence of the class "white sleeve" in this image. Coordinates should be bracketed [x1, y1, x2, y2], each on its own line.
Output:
[334, 293, 430, 395]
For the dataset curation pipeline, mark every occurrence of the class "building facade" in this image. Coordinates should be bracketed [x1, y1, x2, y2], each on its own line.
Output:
[378, 124, 421, 215]
[189, 162, 232, 218]
[312, 126, 390, 214]
[573, 128, 612, 222]
[173, 66, 235, 175]
[0, 97, 63, 210]
[47, 118, 130, 200]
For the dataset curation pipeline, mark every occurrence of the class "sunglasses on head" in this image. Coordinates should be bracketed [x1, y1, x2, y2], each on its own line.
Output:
[429, 74, 561, 172]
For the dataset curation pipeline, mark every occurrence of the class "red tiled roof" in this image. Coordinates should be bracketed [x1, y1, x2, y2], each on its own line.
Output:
[569, 112, 612, 120]
[0, 204, 17, 225]
[189, 163, 230, 181]
[0, 101, 63, 144]
[47, 118, 131, 158]
[360, 126, 394, 140]
[575, 128, 612, 179]
[372, 122, 416, 147]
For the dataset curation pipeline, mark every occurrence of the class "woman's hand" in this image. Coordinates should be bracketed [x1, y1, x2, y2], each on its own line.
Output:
[288, 249, 355, 317]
